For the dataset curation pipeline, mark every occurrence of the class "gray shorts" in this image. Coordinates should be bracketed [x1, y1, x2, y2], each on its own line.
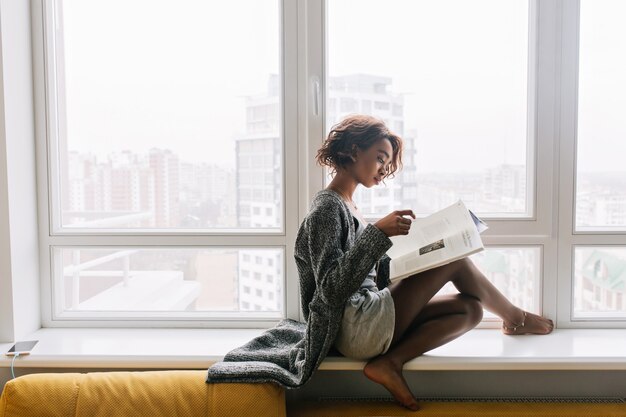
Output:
[333, 287, 395, 360]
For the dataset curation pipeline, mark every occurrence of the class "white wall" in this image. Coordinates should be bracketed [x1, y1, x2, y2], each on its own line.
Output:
[0, 0, 41, 343]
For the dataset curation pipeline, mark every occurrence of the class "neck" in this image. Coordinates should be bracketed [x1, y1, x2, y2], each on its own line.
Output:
[327, 171, 358, 203]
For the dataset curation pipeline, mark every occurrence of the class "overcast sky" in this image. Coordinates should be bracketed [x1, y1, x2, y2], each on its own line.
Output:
[61, 0, 625, 173]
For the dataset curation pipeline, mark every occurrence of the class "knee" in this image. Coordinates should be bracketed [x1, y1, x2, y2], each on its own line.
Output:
[459, 294, 483, 326]
[449, 258, 475, 281]
[453, 257, 474, 272]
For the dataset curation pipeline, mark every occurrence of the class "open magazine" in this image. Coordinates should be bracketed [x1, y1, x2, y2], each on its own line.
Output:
[386, 200, 488, 283]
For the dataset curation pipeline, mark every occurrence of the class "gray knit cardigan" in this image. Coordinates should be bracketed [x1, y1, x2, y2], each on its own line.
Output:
[206, 189, 393, 388]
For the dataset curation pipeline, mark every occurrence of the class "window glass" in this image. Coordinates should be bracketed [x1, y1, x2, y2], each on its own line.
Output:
[574, 247, 626, 319]
[437, 247, 541, 319]
[54, 248, 283, 317]
[55, 0, 281, 229]
[576, 0, 626, 231]
[327, 0, 530, 217]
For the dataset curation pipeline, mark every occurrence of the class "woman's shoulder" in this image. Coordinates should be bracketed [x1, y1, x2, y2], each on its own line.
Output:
[309, 189, 349, 216]
[296, 190, 348, 247]
[313, 189, 343, 204]
[297, 190, 351, 232]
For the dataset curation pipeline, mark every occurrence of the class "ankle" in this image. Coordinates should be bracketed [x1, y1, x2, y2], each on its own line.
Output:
[369, 355, 403, 371]
[503, 310, 527, 332]
[504, 308, 525, 325]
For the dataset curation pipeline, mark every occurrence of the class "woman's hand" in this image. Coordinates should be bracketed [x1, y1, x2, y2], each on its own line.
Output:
[374, 210, 416, 237]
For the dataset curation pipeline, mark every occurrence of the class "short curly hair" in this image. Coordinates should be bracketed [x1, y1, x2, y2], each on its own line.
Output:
[316, 114, 403, 179]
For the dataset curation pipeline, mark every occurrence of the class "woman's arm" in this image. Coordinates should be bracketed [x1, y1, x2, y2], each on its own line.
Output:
[304, 201, 392, 308]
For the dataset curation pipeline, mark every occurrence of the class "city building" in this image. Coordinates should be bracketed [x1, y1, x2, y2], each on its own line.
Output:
[482, 164, 526, 213]
[179, 162, 236, 228]
[149, 148, 180, 228]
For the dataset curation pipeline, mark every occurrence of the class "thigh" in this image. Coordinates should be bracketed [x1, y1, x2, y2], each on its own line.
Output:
[388, 260, 467, 342]
[389, 293, 479, 346]
[407, 293, 480, 327]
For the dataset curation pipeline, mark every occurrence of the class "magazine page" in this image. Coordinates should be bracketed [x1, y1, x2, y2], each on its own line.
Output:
[386, 200, 486, 282]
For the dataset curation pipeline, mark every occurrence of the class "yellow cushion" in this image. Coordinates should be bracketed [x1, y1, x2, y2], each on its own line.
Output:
[0, 373, 79, 417]
[0, 370, 285, 417]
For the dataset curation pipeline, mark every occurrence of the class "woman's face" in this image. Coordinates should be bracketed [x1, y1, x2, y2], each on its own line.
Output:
[350, 138, 394, 188]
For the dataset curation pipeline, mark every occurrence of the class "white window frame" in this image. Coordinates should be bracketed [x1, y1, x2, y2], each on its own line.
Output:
[306, 0, 559, 327]
[556, 0, 626, 327]
[26, 0, 626, 329]
[32, 0, 301, 327]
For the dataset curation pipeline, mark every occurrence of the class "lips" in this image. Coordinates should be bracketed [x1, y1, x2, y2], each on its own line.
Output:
[374, 177, 381, 184]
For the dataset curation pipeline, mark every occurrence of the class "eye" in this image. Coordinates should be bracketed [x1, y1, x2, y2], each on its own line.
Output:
[377, 157, 385, 164]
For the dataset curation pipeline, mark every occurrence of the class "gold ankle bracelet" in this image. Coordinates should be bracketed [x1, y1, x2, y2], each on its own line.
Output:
[502, 311, 527, 332]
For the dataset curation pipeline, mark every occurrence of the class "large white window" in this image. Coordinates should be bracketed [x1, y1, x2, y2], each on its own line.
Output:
[565, 0, 626, 322]
[326, 1, 538, 316]
[36, 0, 294, 326]
[28, 0, 626, 327]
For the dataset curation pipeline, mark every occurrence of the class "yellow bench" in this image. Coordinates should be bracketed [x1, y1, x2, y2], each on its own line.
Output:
[0, 370, 285, 417]
[4, 370, 626, 417]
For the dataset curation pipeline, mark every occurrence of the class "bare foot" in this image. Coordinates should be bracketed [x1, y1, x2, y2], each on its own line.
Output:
[363, 357, 419, 411]
[502, 310, 554, 335]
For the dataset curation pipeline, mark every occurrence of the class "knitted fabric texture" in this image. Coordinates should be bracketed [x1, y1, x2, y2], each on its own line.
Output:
[206, 190, 393, 388]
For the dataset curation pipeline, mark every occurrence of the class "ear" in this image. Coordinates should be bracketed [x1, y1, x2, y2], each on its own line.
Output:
[350, 144, 359, 162]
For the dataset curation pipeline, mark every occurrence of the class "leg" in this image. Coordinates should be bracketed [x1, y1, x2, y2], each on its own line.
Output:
[389, 258, 553, 339]
[446, 258, 553, 334]
[363, 258, 553, 410]
[364, 294, 483, 410]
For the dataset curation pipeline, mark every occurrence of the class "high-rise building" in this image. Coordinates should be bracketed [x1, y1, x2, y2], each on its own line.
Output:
[149, 148, 180, 228]
[66, 149, 183, 228]
[235, 136, 282, 229]
[235, 76, 283, 312]
[482, 164, 526, 212]
[109, 151, 154, 221]
[236, 74, 282, 230]
[179, 162, 236, 228]
[238, 250, 283, 313]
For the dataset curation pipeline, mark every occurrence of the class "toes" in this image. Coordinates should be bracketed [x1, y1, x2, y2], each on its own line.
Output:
[403, 400, 419, 411]
[502, 313, 554, 335]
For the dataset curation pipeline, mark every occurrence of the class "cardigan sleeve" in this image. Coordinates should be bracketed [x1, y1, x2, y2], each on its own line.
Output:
[304, 199, 392, 309]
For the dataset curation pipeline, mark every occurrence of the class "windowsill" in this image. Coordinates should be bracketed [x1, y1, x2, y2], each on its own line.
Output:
[2, 328, 626, 371]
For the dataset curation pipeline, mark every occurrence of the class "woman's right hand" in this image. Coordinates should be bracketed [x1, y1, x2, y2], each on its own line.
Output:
[374, 210, 416, 237]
